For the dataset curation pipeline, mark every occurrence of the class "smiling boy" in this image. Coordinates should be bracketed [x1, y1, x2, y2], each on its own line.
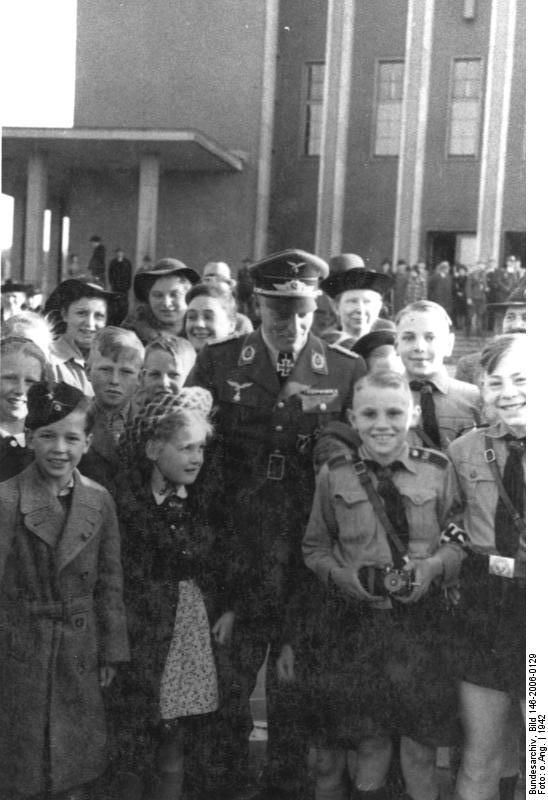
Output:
[0, 381, 128, 798]
[296, 370, 464, 800]
[395, 300, 481, 450]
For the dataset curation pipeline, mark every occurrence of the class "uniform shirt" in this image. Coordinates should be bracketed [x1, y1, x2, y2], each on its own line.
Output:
[49, 336, 94, 397]
[447, 420, 525, 551]
[302, 442, 463, 589]
[406, 369, 481, 451]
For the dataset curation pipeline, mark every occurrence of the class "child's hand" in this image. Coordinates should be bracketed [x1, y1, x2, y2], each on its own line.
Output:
[395, 556, 443, 604]
[212, 611, 235, 645]
[330, 565, 375, 600]
[100, 664, 117, 688]
[277, 644, 295, 682]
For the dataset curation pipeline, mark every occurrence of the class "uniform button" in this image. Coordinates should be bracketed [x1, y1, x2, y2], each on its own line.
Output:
[275, 425, 283, 432]
[319, 403, 327, 411]
[9, 440, 18, 448]
[470, 469, 477, 478]
[277, 401, 284, 409]
[82, 531, 92, 541]
[74, 616, 85, 629]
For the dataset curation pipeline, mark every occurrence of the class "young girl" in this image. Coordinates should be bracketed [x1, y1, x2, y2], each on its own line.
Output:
[112, 388, 236, 800]
[0, 336, 49, 482]
[448, 334, 526, 800]
[0, 380, 129, 800]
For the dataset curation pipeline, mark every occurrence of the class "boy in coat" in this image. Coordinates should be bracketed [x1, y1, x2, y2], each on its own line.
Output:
[0, 381, 129, 799]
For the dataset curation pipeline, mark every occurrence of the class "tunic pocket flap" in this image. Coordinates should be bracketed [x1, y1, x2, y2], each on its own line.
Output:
[334, 489, 366, 506]
[402, 488, 437, 505]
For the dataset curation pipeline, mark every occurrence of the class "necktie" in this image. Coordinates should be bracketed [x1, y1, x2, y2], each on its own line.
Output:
[365, 461, 410, 557]
[494, 435, 525, 557]
[276, 351, 294, 382]
[409, 380, 442, 450]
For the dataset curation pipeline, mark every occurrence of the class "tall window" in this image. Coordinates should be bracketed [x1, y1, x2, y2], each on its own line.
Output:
[304, 62, 325, 156]
[448, 58, 482, 156]
[374, 60, 404, 156]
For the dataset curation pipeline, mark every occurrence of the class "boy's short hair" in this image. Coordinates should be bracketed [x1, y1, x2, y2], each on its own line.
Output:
[480, 334, 523, 375]
[395, 300, 453, 332]
[353, 370, 412, 404]
[143, 334, 196, 368]
[88, 326, 145, 366]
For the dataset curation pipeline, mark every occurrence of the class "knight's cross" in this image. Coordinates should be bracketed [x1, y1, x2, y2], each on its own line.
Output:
[277, 353, 294, 377]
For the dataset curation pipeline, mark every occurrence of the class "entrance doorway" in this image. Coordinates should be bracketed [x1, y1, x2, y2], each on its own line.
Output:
[504, 231, 526, 269]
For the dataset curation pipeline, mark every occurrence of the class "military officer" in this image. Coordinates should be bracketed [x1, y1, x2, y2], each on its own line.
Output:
[186, 249, 366, 799]
[320, 253, 394, 349]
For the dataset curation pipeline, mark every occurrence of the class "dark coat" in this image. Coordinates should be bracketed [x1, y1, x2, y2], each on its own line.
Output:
[0, 464, 129, 795]
[186, 329, 366, 638]
[0, 434, 33, 482]
[109, 464, 235, 774]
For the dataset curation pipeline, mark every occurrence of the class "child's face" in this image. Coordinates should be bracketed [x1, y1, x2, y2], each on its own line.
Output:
[28, 410, 91, 489]
[88, 352, 141, 409]
[148, 425, 206, 486]
[348, 384, 418, 464]
[141, 350, 186, 400]
[396, 310, 454, 378]
[185, 295, 235, 352]
[61, 298, 107, 351]
[482, 344, 526, 433]
[0, 352, 42, 424]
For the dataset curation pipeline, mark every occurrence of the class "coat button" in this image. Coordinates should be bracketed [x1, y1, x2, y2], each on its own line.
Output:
[82, 531, 92, 541]
[275, 425, 283, 432]
[277, 401, 284, 409]
[73, 616, 85, 629]
[319, 403, 327, 411]
[470, 469, 478, 478]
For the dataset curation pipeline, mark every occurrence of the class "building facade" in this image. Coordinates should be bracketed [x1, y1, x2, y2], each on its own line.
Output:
[2, 0, 525, 292]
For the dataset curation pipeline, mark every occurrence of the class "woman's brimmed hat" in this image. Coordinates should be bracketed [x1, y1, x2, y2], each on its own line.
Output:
[321, 254, 394, 300]
[44, 279, 114, 314]
[133, 258, 200, 303]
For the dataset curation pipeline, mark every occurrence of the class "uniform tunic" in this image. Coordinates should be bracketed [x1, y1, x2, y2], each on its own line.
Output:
[448, 422, 526, 696]
[301, 441, 464, 747]
[407, 370, 481, 451]
[186, 328, 366, 786]
[0, 464, 128, 796]
[49, 335, 95, 396]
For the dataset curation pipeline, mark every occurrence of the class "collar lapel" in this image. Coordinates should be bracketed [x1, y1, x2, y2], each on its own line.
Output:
[19, 464, 65, 548]
[236, 330, 280, 396]
[56, 471, 104, 573]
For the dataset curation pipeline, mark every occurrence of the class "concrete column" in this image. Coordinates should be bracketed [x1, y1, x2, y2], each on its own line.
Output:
[24, 152, 48, 284]
[10, 191, 26, 280]
[253, 0, 279, 260]
[314, 0, 355, 259]
[135, 154, 160, 269]
[475, 0, 517, 266]
[392, 0, 435, 266]
[47, 202, 64, 294]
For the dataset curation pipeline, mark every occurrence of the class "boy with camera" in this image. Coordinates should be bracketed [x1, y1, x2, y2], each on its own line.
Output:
[287, 371, 463, 800]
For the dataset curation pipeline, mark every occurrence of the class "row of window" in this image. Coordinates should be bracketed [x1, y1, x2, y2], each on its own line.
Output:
[303, 57, 482, 158]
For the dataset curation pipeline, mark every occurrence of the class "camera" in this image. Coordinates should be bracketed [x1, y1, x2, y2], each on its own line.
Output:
[358, 565, 415, 598]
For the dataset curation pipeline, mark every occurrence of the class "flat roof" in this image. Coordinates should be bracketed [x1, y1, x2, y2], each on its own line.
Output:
[1, 126, 244, 195]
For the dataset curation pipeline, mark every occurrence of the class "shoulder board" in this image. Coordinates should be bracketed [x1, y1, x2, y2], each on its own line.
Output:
[327, 453, 354, 471]
[207, 334, 241, 347]
[327, 343, 359, 358]
[408, 447, 449, 468]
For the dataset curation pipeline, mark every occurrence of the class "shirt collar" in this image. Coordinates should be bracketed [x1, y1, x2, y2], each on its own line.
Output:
[0, 427, 26, 446]
[486, 419, 526, 440]
[261, 329, 306, 364]
[57, 474, 75, 497]
[358, 442, 416, 473]
[152, 484, 188, 505]
[407, 370, 449, 394]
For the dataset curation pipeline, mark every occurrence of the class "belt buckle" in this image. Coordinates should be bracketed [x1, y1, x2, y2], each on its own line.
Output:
[267, 453, 285, 480]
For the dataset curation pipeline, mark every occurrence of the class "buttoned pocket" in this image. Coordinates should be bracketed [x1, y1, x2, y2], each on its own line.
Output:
[401, 487, 439, 556]
[458, 462, 495, 513]
[333, 488, 370, 546]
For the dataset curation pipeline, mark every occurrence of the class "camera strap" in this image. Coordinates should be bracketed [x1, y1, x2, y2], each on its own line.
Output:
[352, 460, 408, 570]
[484, 435, 526, 538]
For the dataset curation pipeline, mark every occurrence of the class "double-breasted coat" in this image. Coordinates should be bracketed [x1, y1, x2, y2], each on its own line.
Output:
[0, 463, 129, 796]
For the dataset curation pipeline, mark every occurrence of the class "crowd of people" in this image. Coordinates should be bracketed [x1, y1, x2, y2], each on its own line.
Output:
[0, 247, 526, 800]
